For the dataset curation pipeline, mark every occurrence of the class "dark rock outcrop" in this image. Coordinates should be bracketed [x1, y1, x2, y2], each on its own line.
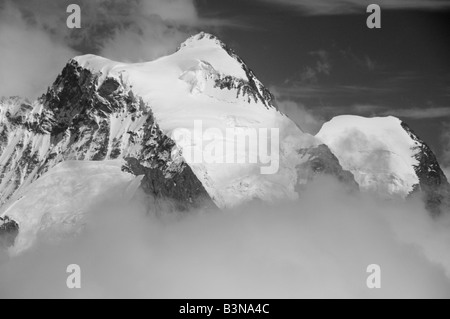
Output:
[0, 216, 19, 248]
[401, 122, 450, 215]
[123, 158, 216, 211]
[296, 144, 359, 192]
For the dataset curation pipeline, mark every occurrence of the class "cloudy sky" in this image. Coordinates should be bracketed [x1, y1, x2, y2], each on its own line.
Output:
[0, 0, 449, 165]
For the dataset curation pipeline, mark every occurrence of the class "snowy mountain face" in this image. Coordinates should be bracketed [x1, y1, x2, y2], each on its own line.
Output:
[317, 115, 450, 215]
[2, 160, 142, 254]
[0, 32, 361, 250]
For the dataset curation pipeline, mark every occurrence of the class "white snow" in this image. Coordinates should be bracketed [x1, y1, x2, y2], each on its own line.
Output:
[1, 160, 141, 254]
[73, 33, 318, 208]
[316, 115, 420, 198]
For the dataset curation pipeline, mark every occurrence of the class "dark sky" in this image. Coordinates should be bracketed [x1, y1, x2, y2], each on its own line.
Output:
[195, 0, 450, 160]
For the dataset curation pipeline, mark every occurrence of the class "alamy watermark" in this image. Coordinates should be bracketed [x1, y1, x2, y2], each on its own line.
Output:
[170, 120, 280, 175]
[366, 264, 381, 289]
[66, 264, 81, 289]
[367, 4, 381, 29]
[66, 4, 81, 29]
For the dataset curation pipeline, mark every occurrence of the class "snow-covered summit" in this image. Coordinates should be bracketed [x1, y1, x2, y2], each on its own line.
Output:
[178, 32, 226, 50]
[317, 115, 420, 197]
[69, 33, 307, 208]
[74, 32, 274, 109]
[176, 32, 250, 81]
[317, 115, 449, 212]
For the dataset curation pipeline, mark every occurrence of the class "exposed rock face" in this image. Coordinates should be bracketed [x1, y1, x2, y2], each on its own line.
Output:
[296, 144, 359, 192]
[123, 158, 216, 211]
[0, 60, 216, 210]
[401, 122, 450, 215]
[0, 216, 19, 248]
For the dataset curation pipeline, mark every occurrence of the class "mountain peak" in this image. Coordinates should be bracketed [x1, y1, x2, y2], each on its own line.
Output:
[317, 115, 421, 198]
[177, 32, 226, 51]
[317, 115, 450, 214]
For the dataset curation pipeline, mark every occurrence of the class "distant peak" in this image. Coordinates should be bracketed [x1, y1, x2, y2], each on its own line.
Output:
[177, 32, 226, 51]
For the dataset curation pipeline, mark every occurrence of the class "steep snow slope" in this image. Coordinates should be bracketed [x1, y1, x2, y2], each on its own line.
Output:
[317, 115, 449, 213]
[2, 160, 141, 254]
[317, 116, 419, 197]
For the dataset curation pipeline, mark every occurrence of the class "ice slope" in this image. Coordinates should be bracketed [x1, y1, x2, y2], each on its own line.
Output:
[1, 160, 142, 254]
[316, 115, 420, 197]
[72, 32, 320, 208]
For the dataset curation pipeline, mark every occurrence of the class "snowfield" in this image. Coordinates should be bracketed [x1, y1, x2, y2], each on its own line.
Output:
[317, 115, 420, 198]
[2, 160, 142, 254]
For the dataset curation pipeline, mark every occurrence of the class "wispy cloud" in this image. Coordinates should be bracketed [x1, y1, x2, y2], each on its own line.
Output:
[0, 2, 77, 100]
[380, 107, 450, 119]
[315, 105, 450, 120]
[280, 48, 386, 102]
[294, 50, 332, 84]
[274, 56, 449, 117]
[257, 0, 450, 15]
[441, 122, 450, 164]
[273, 84, 393, 100]
[339, 48, 378, 73]
[0, 0, 232, 99]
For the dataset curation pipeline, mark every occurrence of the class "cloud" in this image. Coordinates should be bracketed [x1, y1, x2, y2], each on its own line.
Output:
[0, 0, 217, 99]
[277, 100, 325, 134]
[0, 3, 77, 100]
[72, 0, 199, 62]
[272, 84, 392, 102]
[271, 87, 325, 134]
[283, 50, 333, 86]
[257, 0, 450, 15]
[270, 89, 450, 121]
[380, 107, 450, 119]
[279, 48, 385, 104]
[339, 48, 378, 73]
[98, 19, 189, 62]
[297, 50, 332, 84]
[1, 176, 450, 298]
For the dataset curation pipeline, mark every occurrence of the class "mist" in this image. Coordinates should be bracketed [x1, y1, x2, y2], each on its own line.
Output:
[1, 176, 450, 299]
[0, 0, 204, 100]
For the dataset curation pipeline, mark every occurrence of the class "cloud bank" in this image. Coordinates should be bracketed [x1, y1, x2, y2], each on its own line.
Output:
[0, 3, 77, 100]
[1, 176, 450, 298]
[0, 0, 206, 99]
[258, 0, 450, 15]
